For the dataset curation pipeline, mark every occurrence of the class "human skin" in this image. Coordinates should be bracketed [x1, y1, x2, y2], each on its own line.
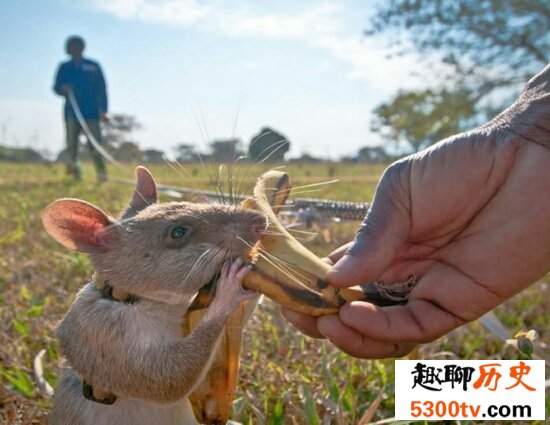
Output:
[282, 64, 550, 359]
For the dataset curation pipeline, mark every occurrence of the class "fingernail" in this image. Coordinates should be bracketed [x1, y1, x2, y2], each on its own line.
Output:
[235, 258, 243, 266]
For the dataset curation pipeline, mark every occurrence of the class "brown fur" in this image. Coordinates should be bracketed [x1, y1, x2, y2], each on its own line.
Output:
[43, 167, 266, 425]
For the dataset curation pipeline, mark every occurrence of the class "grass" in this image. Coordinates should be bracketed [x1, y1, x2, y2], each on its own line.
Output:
[0, 162, 548, 424]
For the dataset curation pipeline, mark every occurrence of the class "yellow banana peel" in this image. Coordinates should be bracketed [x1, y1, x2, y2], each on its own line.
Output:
[241, 170, 416, 316]
[184, 298, 257, 424]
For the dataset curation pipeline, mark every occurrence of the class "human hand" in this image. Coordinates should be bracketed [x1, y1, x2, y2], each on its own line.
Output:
[61, 84, 73, 95]
[283, 66, 550, 358]
[207, 260, 259, 320]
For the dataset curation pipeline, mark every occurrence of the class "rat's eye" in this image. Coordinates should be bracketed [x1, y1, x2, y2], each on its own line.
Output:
[170, 226, 187, 239]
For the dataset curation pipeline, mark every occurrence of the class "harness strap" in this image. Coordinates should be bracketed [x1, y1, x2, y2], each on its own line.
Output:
[93, 273, 140, 304]
[80, 274, 143, 405]
[82, 273, 216, 405]
[82, 380, 117, 405]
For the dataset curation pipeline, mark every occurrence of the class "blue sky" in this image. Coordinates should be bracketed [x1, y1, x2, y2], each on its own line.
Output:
[0, 0, 428, 159]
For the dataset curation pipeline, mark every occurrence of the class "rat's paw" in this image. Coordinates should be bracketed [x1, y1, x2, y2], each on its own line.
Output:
[211, 260, 259, 316]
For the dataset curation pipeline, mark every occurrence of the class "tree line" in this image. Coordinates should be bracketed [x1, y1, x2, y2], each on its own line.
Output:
[368, 0, 548, 152]
[0, 117, 398, 165]
[5, 1, 543, 163]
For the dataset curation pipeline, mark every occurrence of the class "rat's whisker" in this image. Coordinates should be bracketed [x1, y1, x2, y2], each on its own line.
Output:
[234, 131, 272, 196]
[235, 138, 289, 200]
[256, 247, 310, 282]
[261, 231, 286, 236]
[287, 228, 318, 236]
[254, 250, 310, 290]
[186, 249, 212, 281]
[173, 159, 193, 178]
[191, 109, 226, 203]
[237, 236, 308, 287]
[163, 159, 210, 201]
[290, 180, 339, 191]
[164, 158, 190, 180]
[269, 205, 296, 209]
[279, 188, 324, 197]
[236, 236, 255, 251]
[259, 231, 310, 241]
[217, 164, 230, 205]
[197, 113, 230, 205]
[135, 189, 153, 207]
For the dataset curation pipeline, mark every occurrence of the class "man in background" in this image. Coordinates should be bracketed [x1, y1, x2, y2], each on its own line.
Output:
[53, 35, 108, 182]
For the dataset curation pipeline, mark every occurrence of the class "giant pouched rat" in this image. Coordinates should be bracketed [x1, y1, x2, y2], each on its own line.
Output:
[42, 166, 267, 425]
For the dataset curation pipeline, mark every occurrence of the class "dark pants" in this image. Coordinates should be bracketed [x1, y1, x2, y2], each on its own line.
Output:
[65, 118, 107, 181]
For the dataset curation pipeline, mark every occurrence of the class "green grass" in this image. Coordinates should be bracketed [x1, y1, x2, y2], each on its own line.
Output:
[0, 162, 548, 424]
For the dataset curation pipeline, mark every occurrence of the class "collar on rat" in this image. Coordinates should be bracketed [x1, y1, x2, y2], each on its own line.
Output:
[83, 272, 218, 406]
[78, 273, 138, 405]
[92, 273, 141, 304]
[84, 271, 222, 405]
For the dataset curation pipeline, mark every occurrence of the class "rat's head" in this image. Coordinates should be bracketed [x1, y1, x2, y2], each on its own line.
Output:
[42, 166, 267, 303]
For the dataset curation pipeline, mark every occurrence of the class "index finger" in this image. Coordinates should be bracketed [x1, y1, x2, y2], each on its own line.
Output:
[328, 162, 411, 287]
[323, 242, 353, 266]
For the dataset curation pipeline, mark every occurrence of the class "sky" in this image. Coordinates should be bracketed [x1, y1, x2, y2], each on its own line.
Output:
[0, 0, 431, 159]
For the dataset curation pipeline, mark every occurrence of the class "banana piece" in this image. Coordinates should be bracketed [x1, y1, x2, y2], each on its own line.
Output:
[185, 169, 416, 423]
[184, 297, 258, 424]
[241, 170, 417, 316]
[188, 170, 417, 316]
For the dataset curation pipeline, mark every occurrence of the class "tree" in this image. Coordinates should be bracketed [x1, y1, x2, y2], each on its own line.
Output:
[143, 149, 166, 163]
[173, 144, 198, 163]
[0, 145, 44, 162]
[367, 0, 549, 149]
[55, 113, 143, 162]
[248, 127, 290, 163]
[370, 87, 477, 152]
[210, 139, 243, 163]
[114, 141, 142, 162]
[288, 153, 322, 163]
[102, 114, 142, 149]
[357, 146, 392, 163]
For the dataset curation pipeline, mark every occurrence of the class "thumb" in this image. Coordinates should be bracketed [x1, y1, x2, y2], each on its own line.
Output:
[327, 162, 411, 286]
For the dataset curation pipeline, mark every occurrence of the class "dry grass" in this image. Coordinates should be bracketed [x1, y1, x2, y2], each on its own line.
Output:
[0, 162, 548, 424]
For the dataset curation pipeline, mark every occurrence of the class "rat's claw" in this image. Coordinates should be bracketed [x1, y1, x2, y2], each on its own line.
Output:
[230, 259, 242, 276]
[236, 264, 253, 281]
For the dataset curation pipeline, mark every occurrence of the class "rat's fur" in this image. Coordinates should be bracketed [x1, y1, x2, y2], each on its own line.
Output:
[43, 167, 266, 425]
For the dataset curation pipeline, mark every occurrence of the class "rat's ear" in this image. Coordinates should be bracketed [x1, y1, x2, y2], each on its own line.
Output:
[42, 199, 117, 253]
[121, 166, 158, 219]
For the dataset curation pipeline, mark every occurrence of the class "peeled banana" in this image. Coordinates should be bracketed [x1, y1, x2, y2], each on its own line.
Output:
[241, 170, 417, 316]
[184, 298, 257, 424]
[186, 169, 417, 423]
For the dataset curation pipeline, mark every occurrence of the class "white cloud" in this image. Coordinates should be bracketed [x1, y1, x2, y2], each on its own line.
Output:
[218, 3, 340, 40]
[218, 2, 422, 90]
[87, 0, 425, 91]
[313, 34, 421, 90]
[90, 0, 210, 25]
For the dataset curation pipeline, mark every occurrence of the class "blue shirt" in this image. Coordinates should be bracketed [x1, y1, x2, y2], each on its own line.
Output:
[53, 58, 108, 120]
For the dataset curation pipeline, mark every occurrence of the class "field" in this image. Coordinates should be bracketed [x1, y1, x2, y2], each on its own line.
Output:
[0, 162, 548, 424]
